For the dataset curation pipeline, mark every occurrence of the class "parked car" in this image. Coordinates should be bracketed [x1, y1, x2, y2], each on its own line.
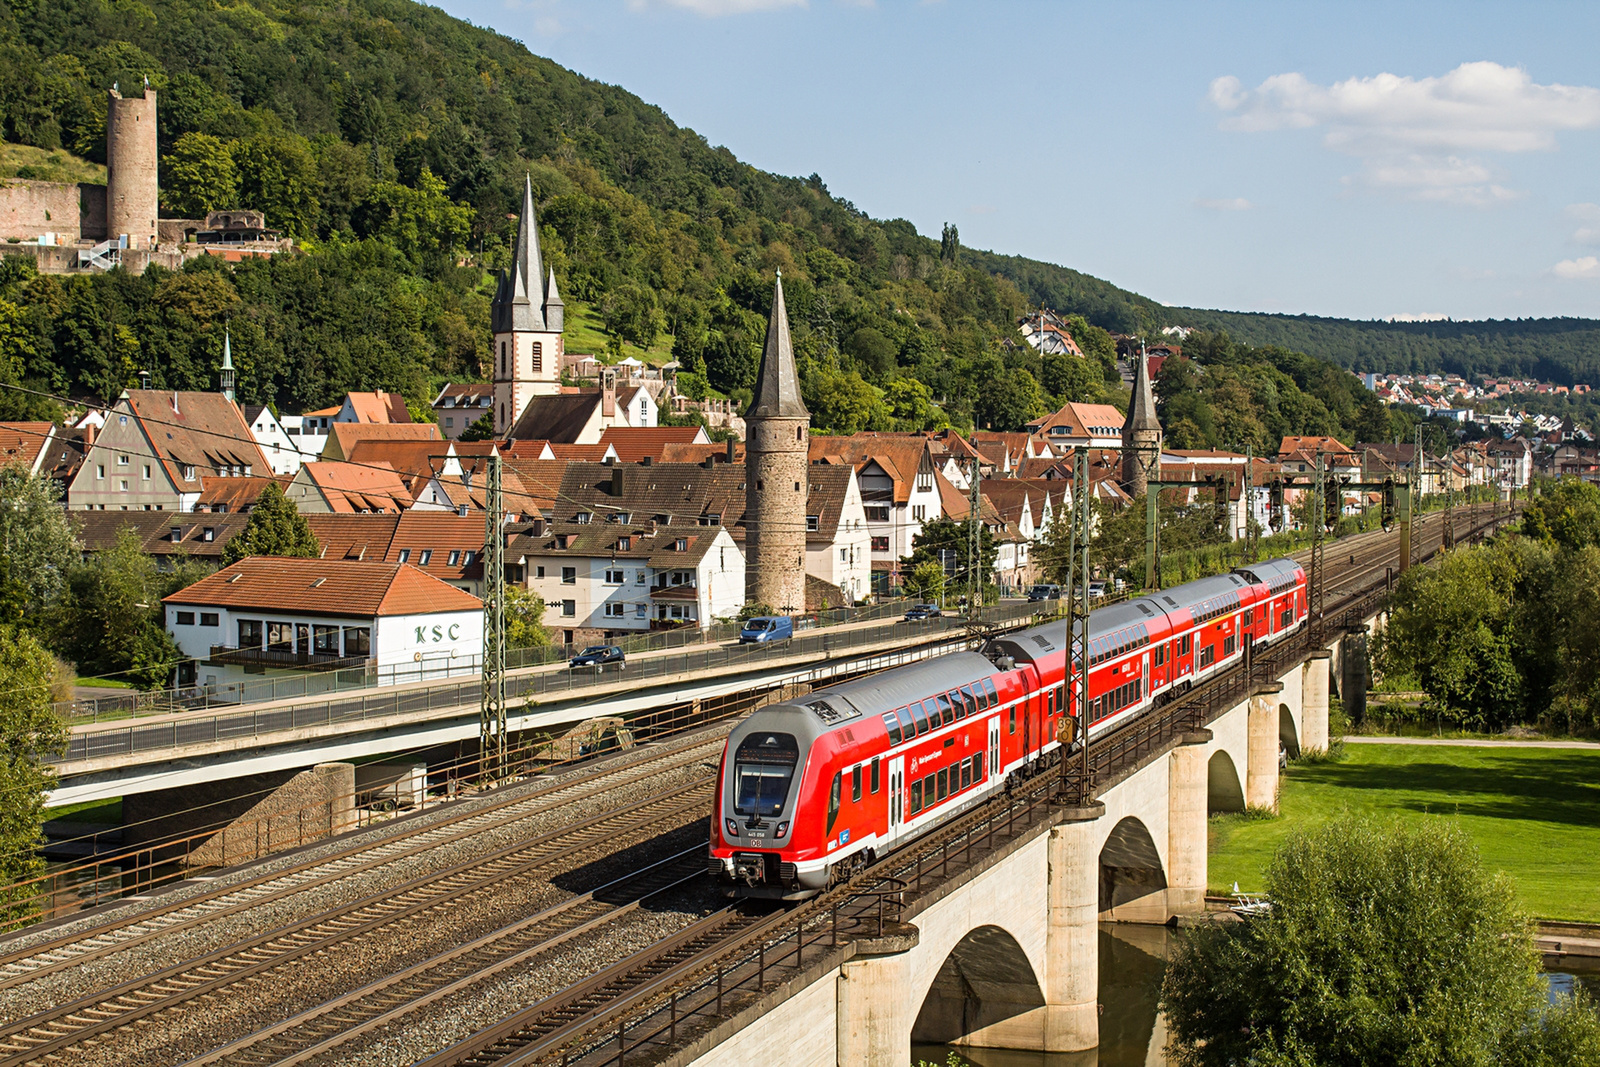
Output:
[569, 645, 625, 670]
[903, 603, 943, 621]
[739, 616, 794, 644]
[1087, 580, 1108, 599]
[1027, 584, 1062, 602]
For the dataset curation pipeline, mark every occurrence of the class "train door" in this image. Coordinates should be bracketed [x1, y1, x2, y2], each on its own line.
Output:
[887, 756, 904, 840]
[988, 716, 1001, 779]
[1141, 652, 1150, 708]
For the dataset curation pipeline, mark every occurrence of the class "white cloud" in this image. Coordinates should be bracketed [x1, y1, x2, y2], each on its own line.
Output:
[1552, 256, 1600, 279]
[1567, 203, 1600, 245]
[1209, 62, 1600, 205]
[1194, 197, 1251, 211]
[968, 204, 996, 215]
[625, 0, 804, 13]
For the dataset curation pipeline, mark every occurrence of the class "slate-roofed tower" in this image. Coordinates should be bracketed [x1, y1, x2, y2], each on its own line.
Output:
[744, 273, 810, 614]
[1122, 346, 1162, 496]
[492, 175, 564, 436]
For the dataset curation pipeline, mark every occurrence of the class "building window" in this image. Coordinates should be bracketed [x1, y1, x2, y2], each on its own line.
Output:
[636, 604, 647, 618]
[532, 341, 543, 374]
[840, 548, 849, 562]
[575, 512, 591, 525]
[618, 536, 631, 551]
[174, 610, 195, 625]
[238, 619, 264, 648]
[636, 571, 646, 583]
[142, 464, 151, 480]
[344, 627, 371, 656]
[674, 538, 687, 551]
[604, 569, 624, 585]
[398, 548, 411, 563]
[865, 506, 890, 522]
[448, 550, 461, 566]
[463, 551, 475, 565]
[118, 454, 129, 466]
[200, 612, 218, 627]
[604, 602, 626, 618]
[313, 625, 339, 654]
[536, 566, 546, 579]
[500, 341, 506, 377]
[419, 549, 432, 565]
[445, 417, 454, 429]
[912, 505, 927, 521]
[119, 479, 128, 492]
[870, 536, 890, 552]
[118, 415, 127, 426]
[561, 599, 576, 617]
[96, 464, 104, 480]
[267, 621, 294, 651]
[805, 515, 820, 532]
[561, 567, 576, 584]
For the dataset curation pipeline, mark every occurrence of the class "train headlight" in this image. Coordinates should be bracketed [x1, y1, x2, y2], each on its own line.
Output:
[776, 822, 789, 837]
[724, 819, 740, 838]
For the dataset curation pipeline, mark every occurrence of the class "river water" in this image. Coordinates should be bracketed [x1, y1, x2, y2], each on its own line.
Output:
[913, 924, 1600, 1067]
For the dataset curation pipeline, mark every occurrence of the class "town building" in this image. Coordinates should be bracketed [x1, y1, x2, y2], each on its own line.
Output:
[809, 434, 946, 596]
[1486, 438, 1533, 489]
[1122, 351, 1162, 495]
[243, 404, 301, 475]
[320, 421, 441, 462]
[1028, 402, 1126, 449]
[0, 422, 66, 476]
[287, 461, 414, 513]
[68, 389, 269, 512]
[162, 556, 482, 691]
[433, 383, 493, 440]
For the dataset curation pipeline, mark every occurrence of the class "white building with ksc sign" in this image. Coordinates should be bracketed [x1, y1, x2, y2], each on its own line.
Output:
[162, 556, 483, 693]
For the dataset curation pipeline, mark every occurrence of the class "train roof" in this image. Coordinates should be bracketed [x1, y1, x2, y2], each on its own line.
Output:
[1147, 572, 1250, 614]
[1233, 557, 1304, 586]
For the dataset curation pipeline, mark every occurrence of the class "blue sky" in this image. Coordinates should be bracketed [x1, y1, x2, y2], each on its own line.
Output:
[434, 0, 1600, 322]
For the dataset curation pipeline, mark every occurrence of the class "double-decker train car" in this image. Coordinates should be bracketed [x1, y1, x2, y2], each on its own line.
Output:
[709, 558, 1306, 898]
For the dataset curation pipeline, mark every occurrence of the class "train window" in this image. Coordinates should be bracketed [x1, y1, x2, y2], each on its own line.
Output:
[896, 706, 916, 740]
[1154, 644, 1166, 666]
[1199, 645, 1216, 668]
[975, 751, 985, 779]
[826, 772, 842, 835]
[959, 685, 978, 718]
[937, 768, 949, 801]
[981, 677, 998, 708]
[935, 692, 955, 726]
[910, 779, 923, 814]
[851, 766, 862, 803]
[870, 758, 880, 794]
[960, 759, 972, 790]
[1008, 704, 1016, 734]
[923, 773, 935, 805]
[733, 733, 799, 817]
[883, 712, 903, 746]
[911, 700, 931, 736]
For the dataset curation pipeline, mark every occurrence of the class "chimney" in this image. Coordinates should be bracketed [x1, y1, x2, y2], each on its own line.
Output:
[172, 391, 180, 415]
[641, 456, 652, 467]
[610, 465, 623, 497]
[602, 368, 616, 419]
[725, 438, 736, 464]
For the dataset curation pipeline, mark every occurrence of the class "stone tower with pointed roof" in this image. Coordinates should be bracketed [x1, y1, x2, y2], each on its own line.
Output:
[744, 273, 810, 613]
[492, 175, 566, 436]
[1122, 347, 1162, 495]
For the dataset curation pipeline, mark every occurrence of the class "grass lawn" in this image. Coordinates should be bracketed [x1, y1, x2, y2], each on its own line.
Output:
[562, 299, 676, 366]
[0, 142, 105, 184]
[1208, 743, 1600, 922]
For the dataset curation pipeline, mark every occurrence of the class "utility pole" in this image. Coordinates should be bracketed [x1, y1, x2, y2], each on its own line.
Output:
[1060, 445, 1093, 805]
[967, 458, 983, 621]
[1412, 426, 1423, 569]
[1144, 470, 1158, 591]
[480, 450, 507, 784]
[1245, 443, 1257, 563]
[1310, 451, 1326, 640]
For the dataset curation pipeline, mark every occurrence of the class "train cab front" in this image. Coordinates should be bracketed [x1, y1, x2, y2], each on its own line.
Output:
[709, 719, 823, 901]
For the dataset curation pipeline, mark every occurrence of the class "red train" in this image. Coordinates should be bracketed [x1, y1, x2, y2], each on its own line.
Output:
[709, 558, 1307, 898]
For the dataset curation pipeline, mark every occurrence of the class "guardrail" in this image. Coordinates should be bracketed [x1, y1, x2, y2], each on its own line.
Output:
[59, 601, 1046, 766]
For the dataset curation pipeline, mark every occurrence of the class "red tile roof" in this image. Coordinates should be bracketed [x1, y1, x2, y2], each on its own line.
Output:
[301, 461, 415, 512]
[342, 391, 412, 424]
[598, 426, 710, 463]
[164, 557, 482, 617]
[0, 422, 54, 472]
[324, 422, 441, 461]
[123, 390, 269, 483]
[196, 475, 292, 513]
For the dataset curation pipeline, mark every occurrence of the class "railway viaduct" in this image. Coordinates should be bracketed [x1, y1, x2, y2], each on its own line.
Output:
[676, 646, 1330, 1065]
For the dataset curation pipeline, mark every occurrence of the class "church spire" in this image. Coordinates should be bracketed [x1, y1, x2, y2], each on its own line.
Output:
[1128, 343, 1159, 432]
[493, 174, 547, 332]
[747, 271, 809, 419]
[219, 327, 236, 403]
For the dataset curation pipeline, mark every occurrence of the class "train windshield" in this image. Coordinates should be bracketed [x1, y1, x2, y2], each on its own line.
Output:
[732, 732, 800, 816]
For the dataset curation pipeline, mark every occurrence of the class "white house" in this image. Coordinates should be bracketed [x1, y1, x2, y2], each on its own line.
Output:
[510, 521, 745, 647]
[243, 405, 302, 476]
[162, 557, 483, 691]
[803, 465, 873, 606]
[280, 413, 331, 467]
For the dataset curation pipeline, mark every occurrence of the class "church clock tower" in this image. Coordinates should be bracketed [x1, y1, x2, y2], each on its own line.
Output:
[492, 175, 566, 436]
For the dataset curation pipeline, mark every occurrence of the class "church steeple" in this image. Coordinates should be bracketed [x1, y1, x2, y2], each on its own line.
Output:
[493, 174, 548, 333]
[491, 174, 566, 437]
[747, 271, 809, 419]
[219, 327, 236, 403]
[1122, 344, 1163, 496]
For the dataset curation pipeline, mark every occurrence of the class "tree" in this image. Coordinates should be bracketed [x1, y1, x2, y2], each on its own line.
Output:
[355, 166, 473, 271]
[976, 367, 1046, 431]
[902, 560, 945, 604]
[53, 529, 185, 688]
[0, 624, 68, 920]
[600, 283, 664, 350]
[1163, 818, 1600, 1067]
[230, 133, 321, 239]
[940, 222, 960, 262]
[162, 132, 241, 217]
[0, 464, 79, 614]
[222, 482, 320, 564]
[885, 377, 948, 432]
[845, 327, 896, 380]
[506, 584, 550, 650]
[457, 409, 496, 442]
[906, 518, 996, 596]
[804, 366, 888, 434]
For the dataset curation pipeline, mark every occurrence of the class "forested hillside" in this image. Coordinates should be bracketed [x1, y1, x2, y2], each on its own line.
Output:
[0, 0, 1500, 446]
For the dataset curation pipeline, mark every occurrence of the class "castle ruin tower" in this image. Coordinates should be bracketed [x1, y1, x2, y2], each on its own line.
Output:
[744, 272, 810, 614]
[491, 174, 564, 436]
[106, 87, 158, 250]
[1122, 344, 1162, 496]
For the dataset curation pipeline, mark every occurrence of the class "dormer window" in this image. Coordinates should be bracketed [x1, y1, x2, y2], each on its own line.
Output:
[419, 549, 432, 565]
[202, 527, 215, 542]
[398, 548, 411, 563]
[617, 536, 631, 551]
[448, 550, 461, 566]
[806, 515, 820, 532]
[575, 512, 592, 525]
[675, 538, 688, 551]
[181, 465, 196, 481]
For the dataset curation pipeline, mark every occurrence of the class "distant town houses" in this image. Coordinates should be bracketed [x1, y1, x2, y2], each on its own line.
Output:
[1361, 370, 1593, 439]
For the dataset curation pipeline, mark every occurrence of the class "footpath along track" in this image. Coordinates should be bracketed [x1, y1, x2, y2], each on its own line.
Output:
[413, 507, 1519, 1067]
[0, 780, 716, 1067]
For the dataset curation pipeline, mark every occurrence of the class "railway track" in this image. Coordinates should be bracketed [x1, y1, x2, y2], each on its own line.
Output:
[0, 781, 714, 1067]
[0, 728, 730, 995]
